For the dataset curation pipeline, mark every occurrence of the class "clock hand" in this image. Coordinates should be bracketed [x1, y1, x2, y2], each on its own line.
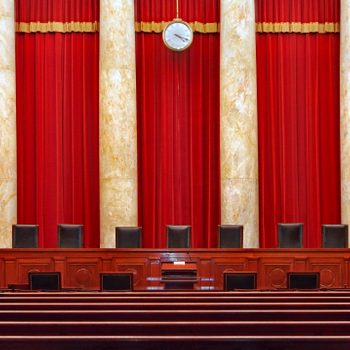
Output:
[174, 33, 189, 42]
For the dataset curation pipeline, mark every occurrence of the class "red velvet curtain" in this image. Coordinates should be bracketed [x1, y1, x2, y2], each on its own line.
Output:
[256, 0, 340, 247]
[15, 0, 100, 247]
[135, 0, 220, 248]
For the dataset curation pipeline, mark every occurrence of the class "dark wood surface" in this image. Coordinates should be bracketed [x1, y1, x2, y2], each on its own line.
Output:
[0, 248, 350, 290]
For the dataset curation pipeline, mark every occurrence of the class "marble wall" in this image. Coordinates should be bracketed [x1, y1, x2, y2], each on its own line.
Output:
[220, 0, 259, 247]
[0, 0, 16, 247]
[99, 0, 138, 247]
[340, 0, 350, 243]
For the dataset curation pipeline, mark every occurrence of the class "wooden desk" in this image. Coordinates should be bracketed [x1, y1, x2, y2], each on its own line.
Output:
[161, 263, 198, 289]
[0, 248, 349, 290]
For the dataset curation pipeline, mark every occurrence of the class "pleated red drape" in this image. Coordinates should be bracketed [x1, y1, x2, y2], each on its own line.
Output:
[15, 0, 100, 247]
[256, 0, 340, 247]
[135, 0, 221, 248]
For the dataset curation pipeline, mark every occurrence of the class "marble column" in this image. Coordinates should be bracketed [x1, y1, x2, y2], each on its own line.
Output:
[220, 0, 259, 247]
[340, 0, 350, 245]
[99, 0, 138, 247]
[0, 1, 16, 247]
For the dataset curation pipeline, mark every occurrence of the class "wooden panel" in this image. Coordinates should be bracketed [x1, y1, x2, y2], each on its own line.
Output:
[65, 258, 102, 289]
[16, 259, 53, 284]
[213, 257, 250, 290]
[307, 258, 345, 288]
[259, 259, 294, 289]
[112, 257, 148, 290]
[197, 259, 213, 290]
[0, 258, 5, 288]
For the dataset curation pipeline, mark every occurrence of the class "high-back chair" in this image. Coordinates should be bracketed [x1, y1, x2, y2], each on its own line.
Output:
[115, 227, 142, 248]
[278, 223, 303, 248]
[322, 224, 348, 248]
[218, 225, 243, 248]
[57, 224, 83, 248]
[12, 224, 39, 248]
[166, 225, 191, 248]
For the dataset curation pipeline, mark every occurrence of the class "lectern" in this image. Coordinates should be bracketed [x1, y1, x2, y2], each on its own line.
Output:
[161, 263, 197, 289]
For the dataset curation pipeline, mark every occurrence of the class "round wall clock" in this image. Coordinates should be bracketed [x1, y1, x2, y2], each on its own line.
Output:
[162, 19, 193, 51]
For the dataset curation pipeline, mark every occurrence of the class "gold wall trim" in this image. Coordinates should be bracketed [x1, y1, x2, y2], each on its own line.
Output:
[256, 22, 340, 33]
[135, 21, 219, 33]
[15, 21, 99, 33]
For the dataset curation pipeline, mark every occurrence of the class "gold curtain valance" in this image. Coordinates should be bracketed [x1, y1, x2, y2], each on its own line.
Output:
[16, 21, 99, 33]
[256, 22, 340, 33]
[135, 21, 219, 33]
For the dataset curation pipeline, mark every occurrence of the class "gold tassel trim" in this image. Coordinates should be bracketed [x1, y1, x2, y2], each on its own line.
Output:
[16, 21, 99, 33]
[135, 21, 219, 33]
[256, 22, 340, 33]
[16, 20, 338, 34]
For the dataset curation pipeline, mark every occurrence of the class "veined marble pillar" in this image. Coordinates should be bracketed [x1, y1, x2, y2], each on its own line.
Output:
[340, 0, 350, 245]
[99, 0, 138, 247]
[220, 0, 259, 247]
[0, 1, 16, 247]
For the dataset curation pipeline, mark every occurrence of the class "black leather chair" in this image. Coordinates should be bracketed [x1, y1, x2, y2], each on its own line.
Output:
[100, 272, 133, 291]
[224, 272, 257, 291]
[58, 224, 83, 248]
[28, 272, 61, 291]
[322, 224, 348, 248]
[12, 224, 39, 248]
[166, 225, 191, 248]
[278, 223, 303, 248]
[218, 225, 243, 248]
[287, 272, 320, 289]
[115, 227, 142, 248]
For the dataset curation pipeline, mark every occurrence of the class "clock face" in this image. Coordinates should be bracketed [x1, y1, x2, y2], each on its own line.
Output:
[162, 20, 193, 51]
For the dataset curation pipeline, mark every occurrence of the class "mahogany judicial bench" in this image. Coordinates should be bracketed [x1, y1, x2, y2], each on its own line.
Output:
[1, 248, 350, 290]
[1, 248, 350, 350]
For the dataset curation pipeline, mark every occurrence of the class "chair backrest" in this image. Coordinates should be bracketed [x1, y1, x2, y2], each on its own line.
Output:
[287, 272, 320, 290]
[12, 224, 39, 248]
[28, 272, 61, 291]
[278, 223, 303, 248]
[166, 225, 191, 248]
[58, 224, 83, 248]
[218, 225, 243, 248]
[224, 272, 257, 291]
[115, 227, 142, 248]
[100, 272, 133, 291]
[322, 224, 348, 248]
